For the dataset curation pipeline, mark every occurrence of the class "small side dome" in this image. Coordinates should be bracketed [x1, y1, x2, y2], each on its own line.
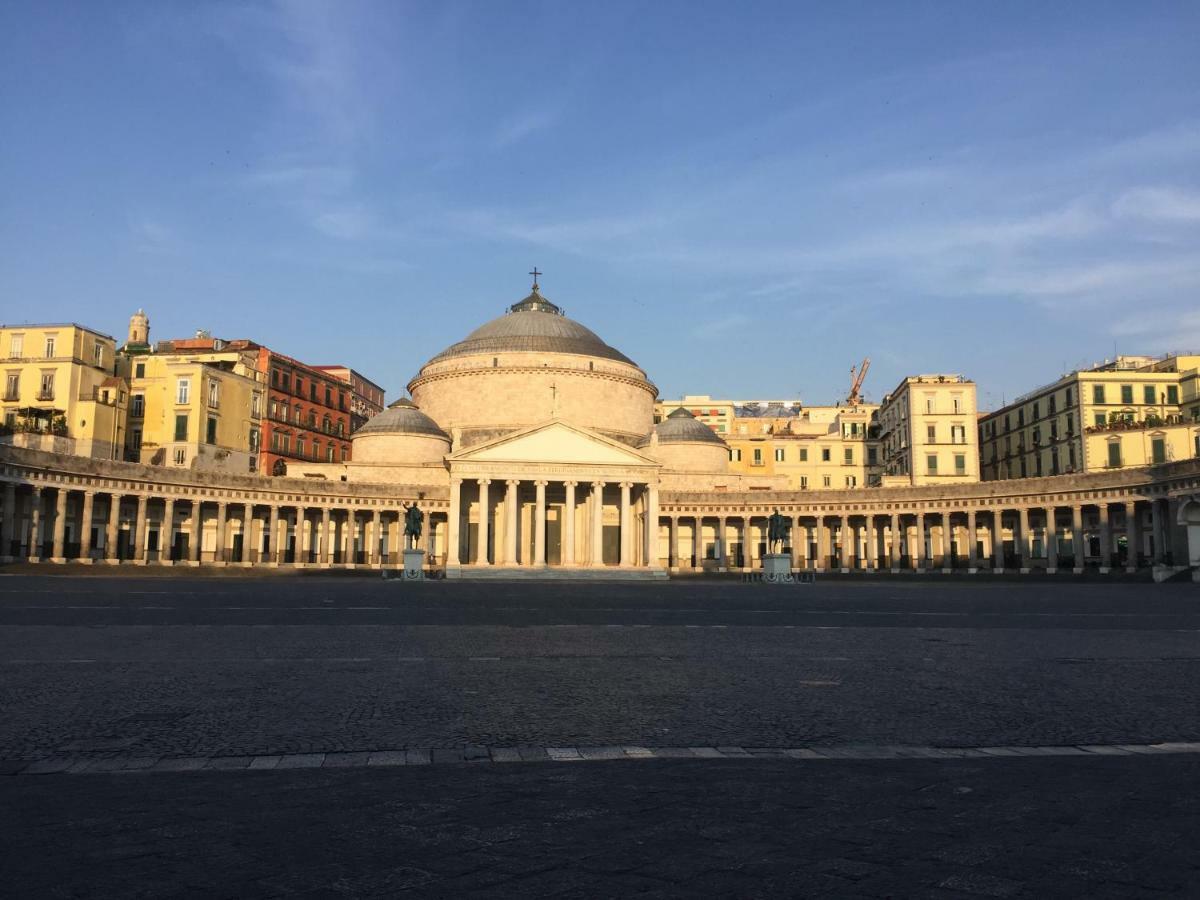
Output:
[355, 398, 449, 439]
[639, 407, 727, 447]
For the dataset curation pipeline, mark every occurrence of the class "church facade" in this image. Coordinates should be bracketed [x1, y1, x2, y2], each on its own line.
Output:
[2, 281, 1199, 578]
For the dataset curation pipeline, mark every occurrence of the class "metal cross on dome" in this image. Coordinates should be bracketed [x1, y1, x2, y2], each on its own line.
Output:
[529, 267, 542, 288]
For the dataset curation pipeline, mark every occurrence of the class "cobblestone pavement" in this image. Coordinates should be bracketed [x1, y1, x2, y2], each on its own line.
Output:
[2, 575, 1199, 896]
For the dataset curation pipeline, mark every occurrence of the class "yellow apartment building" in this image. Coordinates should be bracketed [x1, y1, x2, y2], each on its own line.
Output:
[1, 323, 127, 459]
[979, 354, 1200, 481]
[876, 375, 980, 485]
[120, 350, 265, 474]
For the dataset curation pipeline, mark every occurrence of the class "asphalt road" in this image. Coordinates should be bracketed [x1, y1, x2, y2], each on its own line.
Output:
[2, 575, 1198, 897]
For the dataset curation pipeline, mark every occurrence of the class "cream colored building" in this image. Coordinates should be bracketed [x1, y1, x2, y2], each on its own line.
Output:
[1, 280, 1198, 578]
[980, 355, 1200, 481]
[120, 347, 265, 474]
[1, 323, 127, 459]
[876, 375, 980, 485]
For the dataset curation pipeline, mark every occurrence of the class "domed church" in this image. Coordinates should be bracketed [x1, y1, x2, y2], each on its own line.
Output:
[289, 276, 752, 575]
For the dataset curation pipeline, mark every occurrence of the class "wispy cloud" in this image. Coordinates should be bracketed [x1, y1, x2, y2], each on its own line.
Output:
[689, 313, 750, 340]
[1113, 187, 1200, 223]
[492, 108, 558, 149]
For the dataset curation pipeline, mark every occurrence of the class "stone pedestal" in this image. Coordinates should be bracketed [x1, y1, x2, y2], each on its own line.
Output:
[762, 553, 793, 584]
[402, 548, 426, 580]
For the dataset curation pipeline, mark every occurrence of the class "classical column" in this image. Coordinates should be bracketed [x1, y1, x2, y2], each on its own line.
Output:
[78, 491, 96, 562]
[839, 517, 851, 571]
[992, 510, 1005, 572]
[716, 515, 728, 570]
[914, 513, 926, 571]
[267, 505, 280, 565]
[645, 484, 659, 568]
[320, 508, 331, 565]
[1150, 499, 1165, 565]
[52, 488, 69, 562]
[475, 479, 491, 565]
[562, 481, 576, 566]
[371, 510, 383, 566]
[214, 502, 228, 564]
[1071, 505, 1084, 573]
[505, 480, 519, 565]
[447, 480, 462, 567]
[742, 516, 754, 571]
[27, 488, 42, 561]
[866, 515, 878, 570]
[939, 514, 951, 572]
[889, 514, 900, 572]
[1017, 507, 1030, 571]
[967, 511, 978, 571]
[105, 493, 120, 562]
[1098, 503, 1111, 572]
[161, 498, 175, 563]
[190, 500, 203, 563]
[133, 495, 148, 564]
[812, 516, 825, 571]
[1125, 501, 1140, 572]
[0, 482, 15, 562]
[1045, 507, 1057, 571]
[694, 516, 705, 568]
[534, 480, 548, 566]
[618, 483, 632, 567]
[667, 515, 678, 569]
[340, 509, 353, 565]
[591, 481, 605, 566]
[791, 515, 803, 570]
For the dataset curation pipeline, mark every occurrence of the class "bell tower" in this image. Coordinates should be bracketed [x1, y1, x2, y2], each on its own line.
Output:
[128, 309, 150, 346]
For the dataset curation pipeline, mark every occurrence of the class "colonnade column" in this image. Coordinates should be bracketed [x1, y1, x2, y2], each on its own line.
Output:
[27, 488, 42, 561]
[1071, 505, 1084, 573]
[992, 511, 1005, 572]
[590, 482, 605, 566]
[694, 516, 705, 568]
[646, 484, 659, 568]
[319, 508, 331, 565]
[667, 516, 678, 568]
[914, 514, 926, 571]
[563, 481, 577, 566]
[889, 514, 900, 572]
[1018, 507, 1030, 571]
[791, 515, 803, 570]
[618, 482, 632, 567]
[51, 488, 69, 562]
[133, 495, 148, 564]
[1125, 502, 1140, 572]
[534, 480, 548, 566]
[476, 479, 491, 566]
[717, 516, 728, 570]
[505, 480, 519, 565]
[371, 510, 382, 566]
[215, 502, 228, 564]
[447, 480, 461, 567]
[161, 498, 175, 563]
[866, 516, 878, 570]
[341, 510, 353, 565]
[742, 516, 753, 571]
[1045, 507, 1057, 571]
[1150, 499, 1165, 565]
[1098, 503, 1112, 572]
[967, 511, 978, 571]
[812, 516, 824, 571]
[105, 494, 120, 562]
[839, 517, 852, 571]
[190, 501, 203, 563]
[78, 491, 96, 562]
[0, 483, 15, 562]
[267, 505, 279, 565]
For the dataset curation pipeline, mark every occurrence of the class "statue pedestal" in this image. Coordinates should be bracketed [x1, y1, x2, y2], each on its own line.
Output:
[402, 549, 425, 580]
[762, 553, 793, 583]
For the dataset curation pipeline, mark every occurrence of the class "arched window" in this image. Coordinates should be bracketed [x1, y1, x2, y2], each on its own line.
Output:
[308, 411, 317, 429]
[337, 420, 345, 436]
[271, 458, 287, 476]
[293, 404, 301, 423]
[323, 415, 331, 433]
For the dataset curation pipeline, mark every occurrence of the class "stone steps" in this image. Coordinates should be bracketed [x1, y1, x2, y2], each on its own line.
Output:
[447, 565, 668, 581]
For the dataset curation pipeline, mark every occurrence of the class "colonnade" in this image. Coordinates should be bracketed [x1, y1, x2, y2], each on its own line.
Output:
[0, 482, 444, 567]
[661, 498, 1189, 574]
[447, 476, 659, 568]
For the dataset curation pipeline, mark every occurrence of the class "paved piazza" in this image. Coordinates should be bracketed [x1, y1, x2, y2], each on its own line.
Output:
[3, 574, 1199, 896]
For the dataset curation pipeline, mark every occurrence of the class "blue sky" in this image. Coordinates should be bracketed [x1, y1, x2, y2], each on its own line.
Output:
[2, 1, 1198, 409]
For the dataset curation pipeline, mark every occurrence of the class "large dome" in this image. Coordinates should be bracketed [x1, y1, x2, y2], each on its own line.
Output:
[427, 285, 636, 366]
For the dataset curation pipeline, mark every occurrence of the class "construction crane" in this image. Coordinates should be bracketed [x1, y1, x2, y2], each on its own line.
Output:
[846, 357, 871, 407]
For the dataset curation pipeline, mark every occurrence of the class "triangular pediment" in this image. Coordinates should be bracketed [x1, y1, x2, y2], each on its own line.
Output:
[450, 421, 657, 467]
